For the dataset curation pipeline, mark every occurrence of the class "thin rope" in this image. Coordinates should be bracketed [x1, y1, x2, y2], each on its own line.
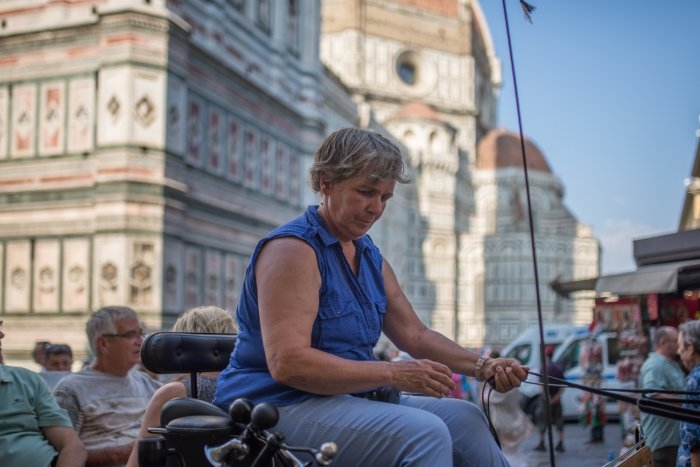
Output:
[499, 0, 556, 464]
[481, 378, 502, 448]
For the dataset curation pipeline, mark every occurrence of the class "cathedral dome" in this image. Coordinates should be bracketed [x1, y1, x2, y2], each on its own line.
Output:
[476, 128, 552, 173]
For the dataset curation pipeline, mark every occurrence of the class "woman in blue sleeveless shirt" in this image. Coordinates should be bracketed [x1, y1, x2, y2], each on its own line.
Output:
[214, 128, 528, 466]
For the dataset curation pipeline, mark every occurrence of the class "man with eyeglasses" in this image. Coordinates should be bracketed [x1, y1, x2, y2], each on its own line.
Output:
[0, 320, 87, 466]
[53, 306, 161, 466]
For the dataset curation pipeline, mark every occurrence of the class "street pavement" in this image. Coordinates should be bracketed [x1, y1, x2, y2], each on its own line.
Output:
[511, 421, 629, 467]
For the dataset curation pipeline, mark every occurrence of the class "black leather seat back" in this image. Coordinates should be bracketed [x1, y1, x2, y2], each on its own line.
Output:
[137, 332, 238, 466]
[140, 331, 236, 375]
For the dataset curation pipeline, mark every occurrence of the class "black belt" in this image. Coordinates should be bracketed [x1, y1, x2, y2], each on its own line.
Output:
[351, 386, 401, 404]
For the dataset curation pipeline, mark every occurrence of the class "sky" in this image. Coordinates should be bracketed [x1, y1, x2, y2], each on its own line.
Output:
[478, 0, 700, 275]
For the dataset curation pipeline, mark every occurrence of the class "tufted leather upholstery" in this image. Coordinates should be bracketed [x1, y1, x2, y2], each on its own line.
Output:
[141, 332, 236, 373]
[140, 332, 236, 398]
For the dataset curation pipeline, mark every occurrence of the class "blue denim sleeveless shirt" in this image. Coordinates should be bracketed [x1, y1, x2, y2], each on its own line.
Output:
[214, 205, 387, 409]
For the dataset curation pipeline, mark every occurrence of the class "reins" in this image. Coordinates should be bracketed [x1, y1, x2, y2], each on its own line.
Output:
[481, 371, 700, 449]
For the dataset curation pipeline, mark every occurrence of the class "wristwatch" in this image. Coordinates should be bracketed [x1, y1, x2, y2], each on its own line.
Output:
[474, 355, 490, 382]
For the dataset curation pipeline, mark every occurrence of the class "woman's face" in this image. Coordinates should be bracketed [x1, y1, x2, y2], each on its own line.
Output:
[321, 173, 395, 241]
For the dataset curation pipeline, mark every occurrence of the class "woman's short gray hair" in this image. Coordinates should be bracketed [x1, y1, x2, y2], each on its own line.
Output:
[86, 306, 139, 356]
[309, 128, 410, 193]
[679, 320, 700, 354]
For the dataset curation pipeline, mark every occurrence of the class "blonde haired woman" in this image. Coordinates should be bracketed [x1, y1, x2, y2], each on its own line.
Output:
[172, 305, 236, 335]
[125, 306, 236, 467]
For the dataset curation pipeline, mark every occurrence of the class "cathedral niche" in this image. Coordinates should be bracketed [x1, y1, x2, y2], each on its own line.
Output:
[98, 262, 119, 306]
[37, 266, 56, 294]
[130, 261, 152, 306]
[130, 242, 155, 307]
[10, 267, 26, 290]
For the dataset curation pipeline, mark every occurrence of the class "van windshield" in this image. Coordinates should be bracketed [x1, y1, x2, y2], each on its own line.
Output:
[504, 343, 531, 365]
[556, 335, 619, 372]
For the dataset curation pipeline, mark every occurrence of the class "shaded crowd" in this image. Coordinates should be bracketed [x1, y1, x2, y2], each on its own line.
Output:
[1, 305, 236, 467]
[7, 311, 700, 467]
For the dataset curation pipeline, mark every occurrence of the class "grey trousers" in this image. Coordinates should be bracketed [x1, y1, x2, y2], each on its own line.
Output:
[275, 394, 511, 467]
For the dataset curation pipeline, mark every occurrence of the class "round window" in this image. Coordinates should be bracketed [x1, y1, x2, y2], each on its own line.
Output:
[396, 51, 419, 86]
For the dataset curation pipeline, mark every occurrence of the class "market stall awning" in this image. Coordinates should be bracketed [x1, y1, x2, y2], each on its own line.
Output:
[549, 277, 597, 298]
[595, 259, 700, 296]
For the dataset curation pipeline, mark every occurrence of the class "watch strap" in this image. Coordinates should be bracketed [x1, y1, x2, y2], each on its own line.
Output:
[475, 355, 490, 382]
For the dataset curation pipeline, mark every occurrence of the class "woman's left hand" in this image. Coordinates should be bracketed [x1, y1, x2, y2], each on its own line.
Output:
[483, 358, 528, 393]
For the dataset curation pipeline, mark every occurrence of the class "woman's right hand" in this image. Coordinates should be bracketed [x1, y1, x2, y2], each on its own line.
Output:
[389, 359, 456, 398]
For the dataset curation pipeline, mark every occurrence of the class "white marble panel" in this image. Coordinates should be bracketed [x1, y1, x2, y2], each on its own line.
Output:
[132, 69, 165, 147]
[11, 84, 37, 158]
[224, 254, 240, 313]
[186, 95, 205, 167]
[39, 81, 66, 156]
[4, 240, 31, 312]
[62, 238, 90, 312]
[184, 246, 202, 309]
[129, 241, 156, 308]
[163, 239, 184, 312]
[0, 87, 8, 159]
[0, 243, 3, 307]
[243, 127, 258, 189]
[225, 116, 242, 182]
[289, 152, 299, 202]
[206, 107, 223, 175]
[68, 78, 95, 154]
[204, 250, 222, 307]
[274, 143, 288, 200]
[33, 239, 60, 312]
[92, 235, 127, 308]
[97, 67, 130, 146]
[259, 135, 273, 195]
[165, 76, 187, 156]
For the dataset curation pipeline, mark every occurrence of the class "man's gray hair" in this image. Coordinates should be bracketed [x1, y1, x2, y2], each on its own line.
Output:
[309, 127, 410, 193]
[86, 306, 139, 356]
[653, 326, 677, 348]
[679, 320, 700, 354]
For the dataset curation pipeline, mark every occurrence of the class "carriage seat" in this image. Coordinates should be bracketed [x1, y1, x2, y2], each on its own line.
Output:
[140, 331, 236, 424]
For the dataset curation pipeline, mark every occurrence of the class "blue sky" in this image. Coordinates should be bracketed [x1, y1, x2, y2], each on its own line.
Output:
[478, 1, 700, 275]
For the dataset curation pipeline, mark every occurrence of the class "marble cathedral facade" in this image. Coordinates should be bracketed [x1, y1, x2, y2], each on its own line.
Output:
[320, 0, 600, 346]
[0, 0, 598, 363]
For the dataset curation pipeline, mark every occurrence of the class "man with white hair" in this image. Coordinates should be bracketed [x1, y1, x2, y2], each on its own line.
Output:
[54, 306, 160, 466]
[638, 326, 685, 467]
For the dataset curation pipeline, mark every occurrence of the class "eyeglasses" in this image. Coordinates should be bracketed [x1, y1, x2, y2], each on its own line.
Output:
[102, 330, 146, 340]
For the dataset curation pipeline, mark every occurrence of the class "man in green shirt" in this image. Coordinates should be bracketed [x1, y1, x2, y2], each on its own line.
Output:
[0, 320, 86, 467]
[639, 326, 686, 467]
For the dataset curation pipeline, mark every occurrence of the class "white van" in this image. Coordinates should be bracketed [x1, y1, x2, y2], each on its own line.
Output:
[500, 324, 581, 416]
[551, 330, 623, 421]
